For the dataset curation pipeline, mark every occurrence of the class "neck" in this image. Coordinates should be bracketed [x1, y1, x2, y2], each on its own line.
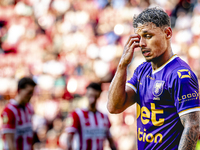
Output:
[15, 95, 25, 106]
[151, 47, 173, 70]
[88, 105, 97, 112]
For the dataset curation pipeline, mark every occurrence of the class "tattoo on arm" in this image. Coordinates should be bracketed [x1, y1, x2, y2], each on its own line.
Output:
[178, 111, 200, 150]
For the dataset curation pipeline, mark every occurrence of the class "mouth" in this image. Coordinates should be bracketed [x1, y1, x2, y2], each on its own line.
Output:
[142, 49, 151, 57]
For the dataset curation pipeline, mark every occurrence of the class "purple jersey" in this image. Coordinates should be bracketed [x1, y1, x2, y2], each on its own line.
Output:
[127, 55, 200, 150]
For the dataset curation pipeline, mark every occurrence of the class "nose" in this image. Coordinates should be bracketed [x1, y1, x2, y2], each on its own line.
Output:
[139, 37, 146, 47]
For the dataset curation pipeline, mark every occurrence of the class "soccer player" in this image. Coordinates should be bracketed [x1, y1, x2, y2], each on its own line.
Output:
[66, 82, 116, 150]
[107, 7, 200, 150]
[1, 77, 36, 150]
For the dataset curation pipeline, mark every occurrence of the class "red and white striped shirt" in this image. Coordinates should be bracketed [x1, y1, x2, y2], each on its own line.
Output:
[66, 108, 111, 150]
[1, 99, 34, 150]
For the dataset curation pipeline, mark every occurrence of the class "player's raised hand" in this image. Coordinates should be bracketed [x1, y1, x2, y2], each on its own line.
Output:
[119, 34, 140, 67]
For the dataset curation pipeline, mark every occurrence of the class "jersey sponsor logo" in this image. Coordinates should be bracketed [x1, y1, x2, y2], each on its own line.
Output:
[84, 128, 107, 138]
[152, 80, 165, 98]
[16, 126, 33, 136]
[137, 103, 164, 126]
[138, 128, 162, 143]
[137, 103, 164, 143]
[178, 91, 199, 103]
[177, 69, 191, 79]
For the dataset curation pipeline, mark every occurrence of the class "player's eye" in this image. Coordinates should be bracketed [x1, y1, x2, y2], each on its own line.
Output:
[145, 34, 152, 39]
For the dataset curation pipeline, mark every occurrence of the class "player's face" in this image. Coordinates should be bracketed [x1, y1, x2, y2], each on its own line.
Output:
[19, 85, 35, 105]
[86, 88, 101, 108]
[135, 23, 169, 62]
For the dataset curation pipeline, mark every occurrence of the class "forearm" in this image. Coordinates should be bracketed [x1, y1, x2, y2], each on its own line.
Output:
[179, 112, 200, 150]
[107, 64, 128, 114]
[178, 125, 199, 150]
[107, 34, 140, 114]
[8, 142, 16, 150]
[67, 142, 73, 150]
[66, 133, 74, 150]
[5, 134, 16, 150]
[107, 135, 117, 150]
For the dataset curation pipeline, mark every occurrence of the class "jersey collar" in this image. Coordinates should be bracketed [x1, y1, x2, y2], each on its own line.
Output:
[10, 99, 19, 105]
[152, 54, 177, 74]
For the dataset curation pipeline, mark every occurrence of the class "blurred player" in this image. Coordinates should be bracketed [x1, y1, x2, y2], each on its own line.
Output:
[1, 77, 36, 150]
[107, 7, 200, 150]
[66, 82, 116, 150]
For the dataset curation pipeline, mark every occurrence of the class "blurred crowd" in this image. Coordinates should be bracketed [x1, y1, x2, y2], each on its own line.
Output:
[0, 0, 200, 149]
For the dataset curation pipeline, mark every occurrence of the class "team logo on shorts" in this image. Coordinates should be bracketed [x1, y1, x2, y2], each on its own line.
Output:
[153, 80, 165, 98]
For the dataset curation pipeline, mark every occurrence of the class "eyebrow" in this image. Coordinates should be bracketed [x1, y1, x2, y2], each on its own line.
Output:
[142, 30, 150, 34]
[135, 28, 154, 34]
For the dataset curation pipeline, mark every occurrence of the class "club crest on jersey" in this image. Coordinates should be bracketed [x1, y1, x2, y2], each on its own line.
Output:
[177, 69, 191, 79]
[2, 113, 8, 124]
[153, 80, 165, 99]
[66, 117, 73, 127]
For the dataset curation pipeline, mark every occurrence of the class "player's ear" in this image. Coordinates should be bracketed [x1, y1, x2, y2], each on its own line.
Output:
[164, 27, 172, 39]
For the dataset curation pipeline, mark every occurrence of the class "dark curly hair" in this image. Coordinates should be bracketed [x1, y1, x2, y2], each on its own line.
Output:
[18, 77, 36, 91]
[86, 82, 102, 92]
[133, 7, 171, 28]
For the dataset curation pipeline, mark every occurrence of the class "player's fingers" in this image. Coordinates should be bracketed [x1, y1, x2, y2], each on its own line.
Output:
[127, 37, 140, 47]
[123, 41, 139, 56]
[125, 34, 140, 46]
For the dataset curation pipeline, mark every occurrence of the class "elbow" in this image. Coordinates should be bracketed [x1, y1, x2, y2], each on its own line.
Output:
[107, 108, 118, 114]
[107, 108, 122, 114]
[107, 91, 126, 114]
[107, 103, 123, 114]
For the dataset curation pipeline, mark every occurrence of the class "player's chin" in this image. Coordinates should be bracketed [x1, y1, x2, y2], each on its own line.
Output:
[145, 57, 153, 62]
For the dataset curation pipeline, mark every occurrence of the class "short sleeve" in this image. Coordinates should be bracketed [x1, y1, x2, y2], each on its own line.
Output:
[168, 68, 200, 116]
[65, 111, 80, 133]
[126, 67, 139, 93]
[1, 107, 16, 134]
